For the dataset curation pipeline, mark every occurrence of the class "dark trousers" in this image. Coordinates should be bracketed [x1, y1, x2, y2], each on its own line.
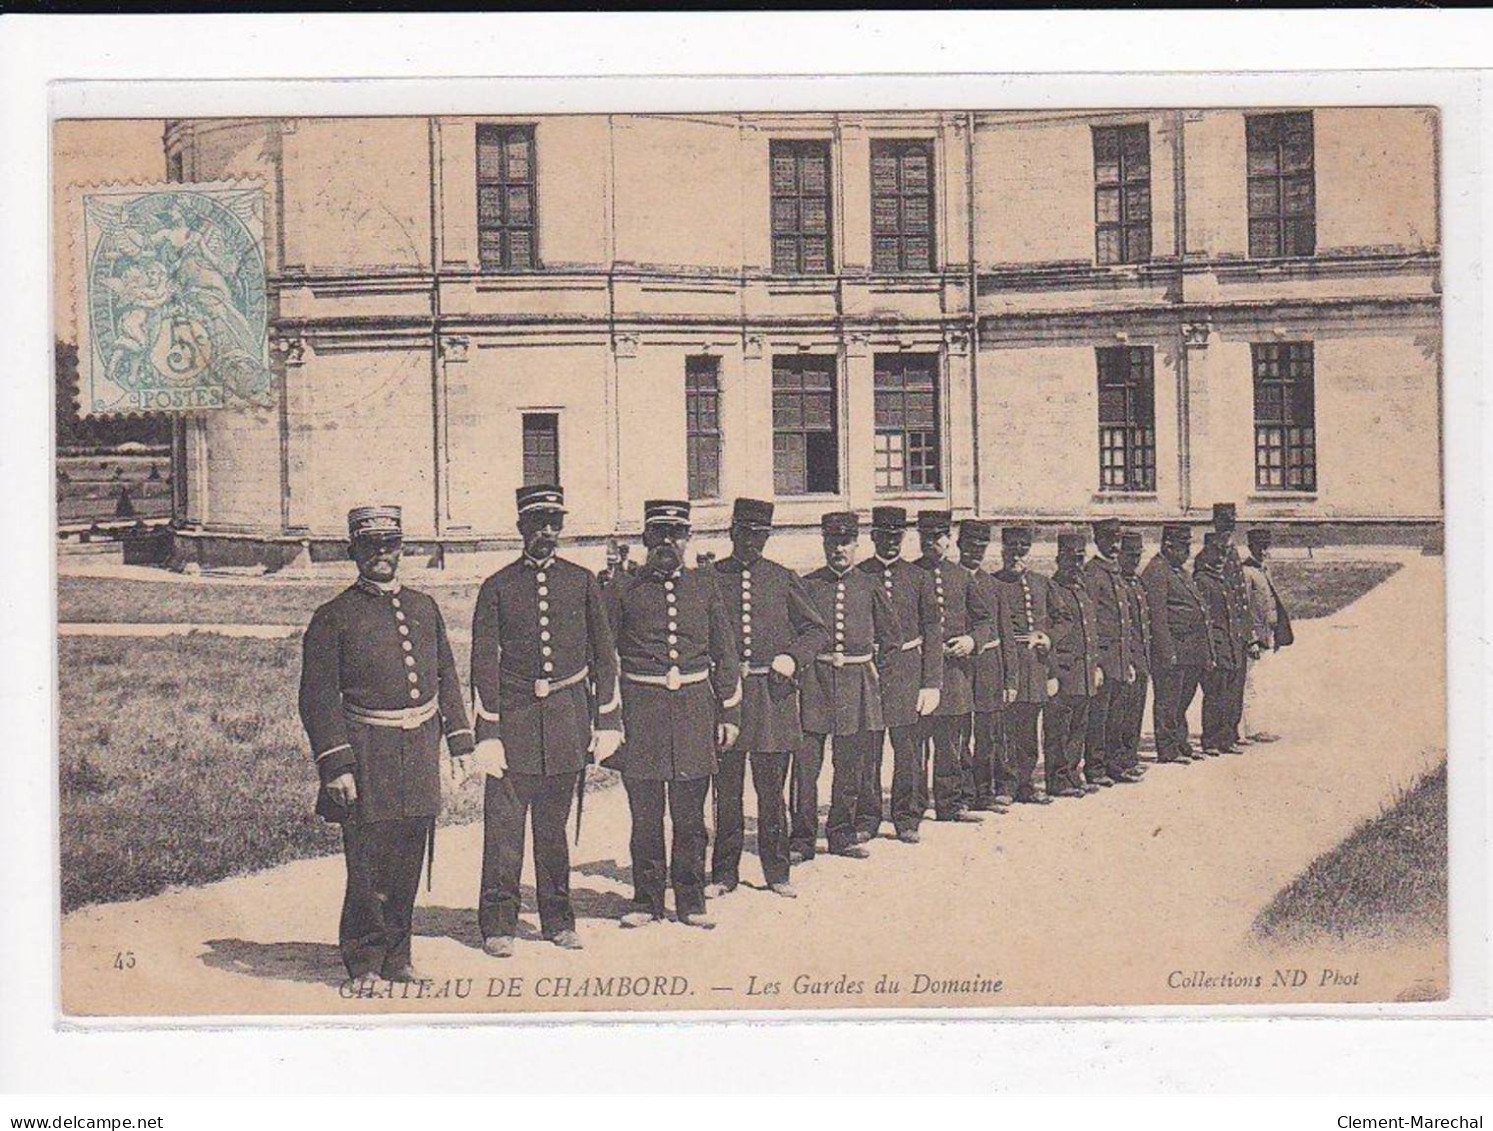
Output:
[1226, 661, 1249, 742]
[624, 775, 710, 918]
[1002, 703, 1042, 799]
[1043, 694, 1090, 793]
[961, 712, 998, 806]
[979, 709, 1011, 800]
[339, 816, 429, 979]
[792, 734, 862, 857]
[1201, 665, 1239, 750]
[478, 771, 576, 941]
[885, 721, 928, 835]
[927, 715, 968, 820]
[1111, 671, 1149, 772]
[855, 730, 887, 839]
[711, 748, 792, 888]
[1083, 678, 1125, 780]
[1154, 664, 1203, 759]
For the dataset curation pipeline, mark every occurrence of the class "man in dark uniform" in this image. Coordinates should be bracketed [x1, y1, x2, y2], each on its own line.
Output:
[469, 485, 623, 958]
[1081, 517, 1135, 788]
[607, 500, 741, 930]
[854, 506, 943, 845]
[1210, 503, 1253, 749]
[1141, 523, 1216, 764]
[793, 512, 900, 862]
[957, 519, 1009, 814]
[298, 506, 475, 986]
[992, 525, 1056, 805]
[709, 498, 828, 900]
[914, 510, 995, 823]
[1110, 530, 1153, 781]
[1194, 531, 1247, 756]
[1045, 530, 1103, 799]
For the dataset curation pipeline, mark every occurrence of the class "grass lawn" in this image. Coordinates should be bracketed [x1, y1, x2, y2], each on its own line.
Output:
[1253, 758, 1447, 945]
[1267, 560, 1403, 620]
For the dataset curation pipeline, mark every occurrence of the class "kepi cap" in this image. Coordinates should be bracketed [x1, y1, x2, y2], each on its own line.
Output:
[348, 505, 402, 541]
[516, 484, 567, 516]
[821, 511, 860, 538]
[1056, 529, 1087, 555]
[1161, 522, 1192, 545]
[1001, 524, 1035, 546]
[917, 509, 953, 535]
[1119, 530, 1144, 552]
[871, 505, 909, 532]
[644, 499, 691, 528]
[957, 518, 992, 547]
[1247, 526, 1274, 548]
[1092, 517, 1123, 541]
[730, 497, 774, 529]
[1212, 502, 1237, 530]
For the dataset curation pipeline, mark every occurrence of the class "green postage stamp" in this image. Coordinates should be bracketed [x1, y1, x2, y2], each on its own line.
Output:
[76, 183, 273, 415]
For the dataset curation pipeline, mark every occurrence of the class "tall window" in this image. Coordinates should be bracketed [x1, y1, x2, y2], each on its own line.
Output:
[1096, 347, 1157, 492]
[685, 357, 722, 500]
[1092, 124, 1152, 266]
[1247, 112, 1315, 259]
[874, 354, 941, 492]
[1253, 342, 1317, 491]
[772, 356, 838, 495]
[477, 124, 538, 271]
[770, 141, 833, 275]
[871, 140, 935, 274]
[521, 413, 559, 487]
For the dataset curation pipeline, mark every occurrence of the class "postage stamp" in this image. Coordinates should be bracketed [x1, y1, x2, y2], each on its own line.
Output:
[75, 183, 273, 416]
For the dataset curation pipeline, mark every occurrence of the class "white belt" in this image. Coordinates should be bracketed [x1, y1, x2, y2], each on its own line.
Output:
[343, 698, 439, 730]
[816, 651, 873, 668]
[623, 666, 710, 691]
[510, 665, 588, 700]
[744, 663, 775, 676]
[900, 636, 923, 652]
[979, 640, 1002, 653]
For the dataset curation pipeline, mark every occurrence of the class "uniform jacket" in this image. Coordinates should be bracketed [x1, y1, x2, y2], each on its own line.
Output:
[1220, 547, 1253, 648]
[1082, 553, 1134, 682]
[1118, 572, 1153, 678]
[713, 555, 828, 753]
[469, 554, 621, 777]
[1194, 563, 1246, 671]
[1140, 554, 1216, 671]
[1242, 557, 1293, 650]
[858, 555, 943, 730]
[1047, 571, 1102, 697]
[607, 565, 742, 781]
[915, 557, 996, 718]
[993, 568, 1054, 705]
[798, 565, 901, 736]
[299, 581, 474, 824]
[967, 566, 1011, 713]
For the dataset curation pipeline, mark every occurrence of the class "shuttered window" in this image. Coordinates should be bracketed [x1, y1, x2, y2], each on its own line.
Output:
[521, 413, 559, 487]
[871, 140, 935, 273]
[1253, 342, 1317, 491]
[772, 356, 839, 495]
[685, 357, 722, 500]
[1096, 347, 1157, 492]
[477, 124, 538, 271]
[874, 354, 941, 492]
[1247, 112, 1316, 259]
[1093, 124, 1152, 265]
[770, 141, 834, 275]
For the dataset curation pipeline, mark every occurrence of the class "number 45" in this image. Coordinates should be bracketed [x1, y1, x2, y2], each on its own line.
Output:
[112, 951, 136, 970]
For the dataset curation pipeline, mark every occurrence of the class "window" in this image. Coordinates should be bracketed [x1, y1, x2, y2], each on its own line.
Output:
[1252, 342, 1317, 491]
[1096, 347, 1157, 492]
[770, 141, 833, 275]
[874, 354, 941, 492]
[521, 413, 559, 487]
[871, 140, 935, 274]
[1092, 124, 1152, 266]
[772, 356, 838, 495]
[685, 357, 722, 500]
[1247, 112, 1315, 259]
[477, 124, 538, 271]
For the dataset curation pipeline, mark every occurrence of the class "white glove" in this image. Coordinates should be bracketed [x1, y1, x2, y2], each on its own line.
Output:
[945, 634, 975, 658]
[1095, 667, 1105, 689]
[590, 729, 624, 763]
[717, 722, 740, 750]
[473, 737, 508, 779]
[915, 687, 941, 716]
[770, 654, 797, 680]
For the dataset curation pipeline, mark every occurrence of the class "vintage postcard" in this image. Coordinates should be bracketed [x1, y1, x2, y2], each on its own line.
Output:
[53, 97, 1449, 1019]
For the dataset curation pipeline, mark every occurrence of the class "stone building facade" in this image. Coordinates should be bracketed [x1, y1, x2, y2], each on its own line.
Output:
[162, 109, 1441, 568]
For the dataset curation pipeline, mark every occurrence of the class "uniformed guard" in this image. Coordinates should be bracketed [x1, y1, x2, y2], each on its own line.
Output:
[469, 485, 624, 958]
[1194, 531, 1247, 756]
[298, 505, 474, 985]
[914, 510, 995, 823]
[793, 512, 900, 861]
[957, 518, 1009, 813]
[1211, 503, 1254, 749]
[1140, 523, 1216, 764]
[992, 525, 1056, 805]
[1240, 526, 1292, 744]
[1081, 517, 1135, 788]
[855, 506, 943, 844]
[1111, 530, 1153, 780]
[709, 498, 828, 899]
[1045, 529, 1103, 799]
[607, 500, 741, 929]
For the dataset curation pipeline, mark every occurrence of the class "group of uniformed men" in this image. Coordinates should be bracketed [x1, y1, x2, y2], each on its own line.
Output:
[300, 492, 1292, 985]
